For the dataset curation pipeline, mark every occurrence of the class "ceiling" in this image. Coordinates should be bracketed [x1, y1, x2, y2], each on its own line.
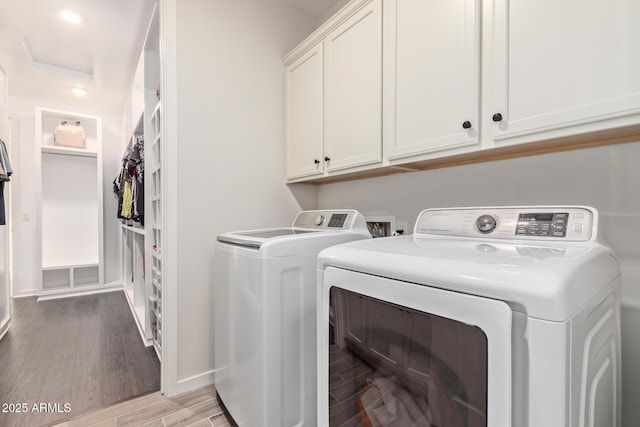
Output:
[0, 0, 340, 115]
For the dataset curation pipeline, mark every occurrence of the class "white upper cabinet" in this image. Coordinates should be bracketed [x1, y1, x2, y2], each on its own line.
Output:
[324, 0, 382, 173]
[284, 0, 382, 181]
[286, 44, 324, 179]
[285, 0, 640, 183]
[488, 0, 640, 146]
[384, 0, 479, 162]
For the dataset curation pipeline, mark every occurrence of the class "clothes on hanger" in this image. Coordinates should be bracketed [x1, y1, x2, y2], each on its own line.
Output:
[114, 136, 144, 225]
[0, 138, 13, 226]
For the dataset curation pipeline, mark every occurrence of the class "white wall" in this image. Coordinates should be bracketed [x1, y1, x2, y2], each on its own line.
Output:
[170, 0, 317, 392]
[8, 96, 123, 296]
[316, 140, 640, 426]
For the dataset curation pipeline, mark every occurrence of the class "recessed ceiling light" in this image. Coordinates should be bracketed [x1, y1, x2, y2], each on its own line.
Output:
[60, 10, 82, 24]
[72, 87, 87, 96]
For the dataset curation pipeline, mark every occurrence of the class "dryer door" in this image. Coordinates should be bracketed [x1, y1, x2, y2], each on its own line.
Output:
[318, 267, 512, 427]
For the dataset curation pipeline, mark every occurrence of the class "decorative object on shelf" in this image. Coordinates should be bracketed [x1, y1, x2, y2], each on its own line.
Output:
[54, 120, 86, 148]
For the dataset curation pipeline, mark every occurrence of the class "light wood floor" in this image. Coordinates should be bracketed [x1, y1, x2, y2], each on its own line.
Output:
[0, 291, 160, 426]
[51, 384, 235, 427]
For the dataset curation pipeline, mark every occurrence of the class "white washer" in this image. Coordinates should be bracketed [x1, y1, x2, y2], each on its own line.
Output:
[214, 210, 371, 426]
[317, 206, 621, 427]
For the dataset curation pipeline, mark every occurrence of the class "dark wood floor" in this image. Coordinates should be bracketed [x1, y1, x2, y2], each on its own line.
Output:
[0, 291, 160, 427]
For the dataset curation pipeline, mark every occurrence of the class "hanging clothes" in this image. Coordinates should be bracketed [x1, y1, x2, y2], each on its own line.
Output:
[113, 135, 144, 225]
[0, 138, 13, 226]
[121, 179, 133, 219]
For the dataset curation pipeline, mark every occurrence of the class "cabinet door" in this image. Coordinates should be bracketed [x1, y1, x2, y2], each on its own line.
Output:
[384, 0, 479, 162]
[285, 44, 324, 179]
[490, 0, 640, 144]
[324, 0, 382, 173]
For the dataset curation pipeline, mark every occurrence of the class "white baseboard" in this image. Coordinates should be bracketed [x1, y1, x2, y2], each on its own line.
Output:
[176, 369, 216, 395]
[13, 290, 37, 298]
[0, 319, 9, 340]
[36, 284, 123, 301]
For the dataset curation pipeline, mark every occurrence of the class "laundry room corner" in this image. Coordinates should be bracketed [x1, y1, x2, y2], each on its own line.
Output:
[316, 140, 640, 426]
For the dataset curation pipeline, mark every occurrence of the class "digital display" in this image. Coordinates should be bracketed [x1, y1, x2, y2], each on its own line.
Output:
[519, 213, 554, 222]
[328, 213, 348, 228]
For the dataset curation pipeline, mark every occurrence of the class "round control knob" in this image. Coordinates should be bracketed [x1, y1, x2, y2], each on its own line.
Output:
[492, 113, 503, 122]
[462, 121, 472, 129]
[313, 215, 325, 226]
[476, 215, 497, 234]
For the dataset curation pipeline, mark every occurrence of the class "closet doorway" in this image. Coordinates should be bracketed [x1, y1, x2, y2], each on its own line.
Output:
[0, 0, 165, 424]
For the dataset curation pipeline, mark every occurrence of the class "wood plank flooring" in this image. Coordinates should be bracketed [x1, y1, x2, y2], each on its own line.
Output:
[0, 291, 160, 426]
[50, 385, 236, 427]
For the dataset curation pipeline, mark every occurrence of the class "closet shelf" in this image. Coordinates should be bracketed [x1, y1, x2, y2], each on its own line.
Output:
[41, 146, 97, 158]
[121, 224, 146, 235]
[42, 262, 99, 270]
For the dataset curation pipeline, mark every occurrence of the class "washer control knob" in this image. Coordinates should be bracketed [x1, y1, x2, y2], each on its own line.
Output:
[476, 215, 497, 234]
[313, 215, 325, 226]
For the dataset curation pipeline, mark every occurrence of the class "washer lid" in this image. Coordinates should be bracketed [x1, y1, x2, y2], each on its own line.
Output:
[318, 235, 620, 321]
[215, 209, 371, 254]
[216, 228, 319, 249]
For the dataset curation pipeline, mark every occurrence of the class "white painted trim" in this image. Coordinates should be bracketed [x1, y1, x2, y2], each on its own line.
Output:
[36, 284, 122, 301]
[160, 0, 179, 397]
[283, 0, 373, 65]
[20, 36, 94, 81]
[13, 290, 38, 298]
[0, 320, 9, 341]
[0, 66, 9, 337]
[177, 369, 216, 395]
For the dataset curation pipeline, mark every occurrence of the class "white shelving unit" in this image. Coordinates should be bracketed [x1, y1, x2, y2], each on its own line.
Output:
[148, 101, 162, 359]
[35, 107, 105, 298]
[120, 4, 162, 359]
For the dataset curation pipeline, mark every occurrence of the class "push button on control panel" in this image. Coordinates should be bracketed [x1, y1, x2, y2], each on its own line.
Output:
[516, 212, 568, 238]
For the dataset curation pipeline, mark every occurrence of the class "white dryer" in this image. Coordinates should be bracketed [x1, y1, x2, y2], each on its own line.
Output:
[214, 210, 371, 427]
[317, 206, 621, 427]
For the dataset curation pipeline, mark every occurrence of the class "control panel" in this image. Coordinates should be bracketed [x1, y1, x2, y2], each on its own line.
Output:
[415, 207, 596, 241]
[292, 210, 356, 230]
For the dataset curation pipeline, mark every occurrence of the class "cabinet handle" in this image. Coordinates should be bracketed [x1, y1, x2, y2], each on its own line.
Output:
[492, 113, 503, 122]
[314, 159, 320, 165]
[324, 156, 331, 162]
[462, 121, 472, 129]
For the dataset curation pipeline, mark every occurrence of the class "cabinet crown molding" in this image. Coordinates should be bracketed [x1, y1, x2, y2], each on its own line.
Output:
[283, 0, 373, 66]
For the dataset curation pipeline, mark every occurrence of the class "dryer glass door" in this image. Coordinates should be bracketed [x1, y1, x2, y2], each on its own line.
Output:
[319, 267, 512, 427]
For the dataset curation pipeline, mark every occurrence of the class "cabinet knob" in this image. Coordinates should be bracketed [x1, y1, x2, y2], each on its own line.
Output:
[324, 156, 331, 162]
[462, 121, 472, 129]
[314, 159, 320, 165]
[492, 113, 503, 122]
